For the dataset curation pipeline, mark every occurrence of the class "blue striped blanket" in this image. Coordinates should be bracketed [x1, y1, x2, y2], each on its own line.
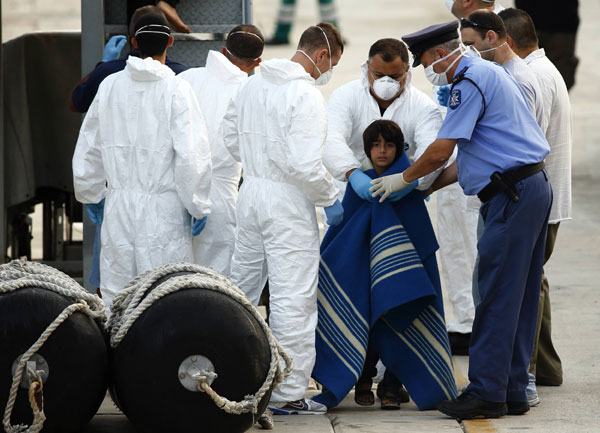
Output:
[312, 155, 458, 410]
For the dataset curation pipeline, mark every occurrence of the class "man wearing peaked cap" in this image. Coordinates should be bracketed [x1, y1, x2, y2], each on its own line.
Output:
[405, 21, 479, 359]
[402, 21, 460, 67]
[370, 21, 554, 420]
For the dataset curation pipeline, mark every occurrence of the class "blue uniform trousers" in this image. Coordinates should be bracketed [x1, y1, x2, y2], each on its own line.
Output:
[88, 224, 101, 288]
[465, 171, 552, 403]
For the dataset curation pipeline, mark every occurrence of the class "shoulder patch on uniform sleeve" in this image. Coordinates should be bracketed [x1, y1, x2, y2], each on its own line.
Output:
[449, 89, 461, 109]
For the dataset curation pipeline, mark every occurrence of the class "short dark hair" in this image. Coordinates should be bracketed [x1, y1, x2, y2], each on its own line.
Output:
[498, 8, 539, 50]
[363, 120, 405, 162]
[129, 6, 165, 39]
[298, 22, 344, 56]
[226, 24, 265, 63]
[463, 9, 506, 40]
[132, 12, 171, 58]
[368, 38, 409, 65]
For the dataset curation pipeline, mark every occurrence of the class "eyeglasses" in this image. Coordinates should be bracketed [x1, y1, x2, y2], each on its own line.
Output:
[460, 18, 500, 33]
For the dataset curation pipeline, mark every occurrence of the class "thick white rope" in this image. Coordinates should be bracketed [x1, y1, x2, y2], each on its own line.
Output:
[0, 260, 106, 433]
[108, 262, 293, 415]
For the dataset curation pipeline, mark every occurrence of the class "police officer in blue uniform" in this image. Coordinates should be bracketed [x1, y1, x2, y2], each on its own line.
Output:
[369, 21, 552, 420]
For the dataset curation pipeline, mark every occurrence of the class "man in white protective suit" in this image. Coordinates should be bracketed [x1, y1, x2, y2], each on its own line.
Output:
[73, 12, 212, 315]
[179, 25, 264, 278]
[321, 38, 444, 394]
[323, 38, 444, 204]
[223, 23, 344, 415]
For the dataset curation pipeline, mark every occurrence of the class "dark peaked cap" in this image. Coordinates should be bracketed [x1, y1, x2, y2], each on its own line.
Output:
[402, 21, 459, 67]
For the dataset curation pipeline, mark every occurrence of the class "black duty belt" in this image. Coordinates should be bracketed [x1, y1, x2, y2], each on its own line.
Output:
[477, 161, 545, 203]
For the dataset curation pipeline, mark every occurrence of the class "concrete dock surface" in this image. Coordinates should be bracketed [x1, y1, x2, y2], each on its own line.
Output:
[3, 0, 599, 431]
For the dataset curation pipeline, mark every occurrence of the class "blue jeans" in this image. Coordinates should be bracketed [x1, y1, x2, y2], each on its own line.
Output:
[88, 225, 101, 288]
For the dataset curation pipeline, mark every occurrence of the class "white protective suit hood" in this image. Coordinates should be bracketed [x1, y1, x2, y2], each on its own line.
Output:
[205, 49, 247, 82]
[259, 58, 314, 85]
[125, 55, 175, 81]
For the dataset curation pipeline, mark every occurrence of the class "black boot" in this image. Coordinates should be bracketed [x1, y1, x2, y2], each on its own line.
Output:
[506, 401, 530, 415]
[437, 393, 507, 420]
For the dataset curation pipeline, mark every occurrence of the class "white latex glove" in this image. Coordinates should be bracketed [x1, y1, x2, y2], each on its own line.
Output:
[369, 172, 412, 203]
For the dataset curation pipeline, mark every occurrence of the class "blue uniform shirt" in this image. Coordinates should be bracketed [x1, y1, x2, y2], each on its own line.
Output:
[437, 55, 550, 195]
[71, 52, 188, 113]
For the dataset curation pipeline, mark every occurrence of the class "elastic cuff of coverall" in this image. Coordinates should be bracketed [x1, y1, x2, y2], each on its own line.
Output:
[342, 165, 362, 182]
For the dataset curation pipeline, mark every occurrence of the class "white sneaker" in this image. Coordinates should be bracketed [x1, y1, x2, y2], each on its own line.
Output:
[269, 398, 327, 415]
[526, 373, 540, 407]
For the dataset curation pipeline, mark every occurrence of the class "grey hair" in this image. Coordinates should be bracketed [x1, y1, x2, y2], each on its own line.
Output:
[428, 38, 460, 56]
[438, 38, 461, 52]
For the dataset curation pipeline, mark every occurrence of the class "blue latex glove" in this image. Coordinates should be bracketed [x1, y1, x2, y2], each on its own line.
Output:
[388, 179, 418, 202]
[85, 199, 105, 225]
[348, 170, 376, 202]
[102, 35, 127, 62]
[437, 85, 451, 107]
[192, 216, 208, 236]
[324, 200, 344, 226]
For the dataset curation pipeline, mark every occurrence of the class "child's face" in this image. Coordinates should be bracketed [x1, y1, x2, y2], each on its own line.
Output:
[369, 134, 397, 173]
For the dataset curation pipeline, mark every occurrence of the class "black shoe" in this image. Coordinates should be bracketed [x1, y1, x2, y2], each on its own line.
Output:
[448, 332, 471, 356]
[506, 401, 530, 415]
[437, 393, 507, 420]
[397, 384, 410, 403]
[265, 37, 290, 46]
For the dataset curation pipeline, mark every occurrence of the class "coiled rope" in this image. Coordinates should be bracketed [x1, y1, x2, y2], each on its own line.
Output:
[107, 262, 292, 416]
[0, 260, 106, 433]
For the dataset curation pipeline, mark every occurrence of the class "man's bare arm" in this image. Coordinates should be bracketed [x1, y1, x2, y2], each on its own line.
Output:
[430, 160, 458, 192]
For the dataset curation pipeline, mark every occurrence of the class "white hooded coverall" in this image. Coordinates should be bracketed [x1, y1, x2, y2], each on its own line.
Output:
[223, 58, 338, 403]
[73, 56, 212, 311]
[179, 50, 246, 277]
[323, 63, 443, 197]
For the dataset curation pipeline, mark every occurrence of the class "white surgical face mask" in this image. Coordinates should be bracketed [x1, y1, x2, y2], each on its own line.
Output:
[316, 68, 333, 86]
[465, 45, 482, 58]
[424, 44, 466, 86]
[371, 75, 403, 100]
[478, 40, 507, 54]
[298, 50, 332, 85]
[445, 0, 455, 12]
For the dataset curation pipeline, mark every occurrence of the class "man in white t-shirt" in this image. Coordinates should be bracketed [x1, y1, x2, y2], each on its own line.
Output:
[500, 6, 572, 405]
